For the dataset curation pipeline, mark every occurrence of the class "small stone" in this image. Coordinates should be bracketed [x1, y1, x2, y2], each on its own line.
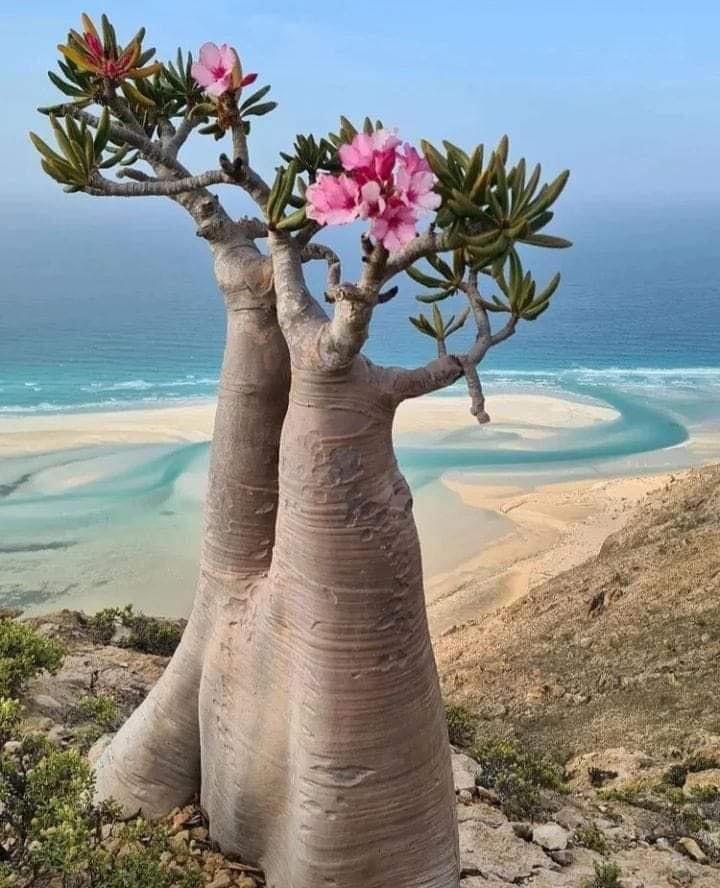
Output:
[170, 811, 188, 834]
[46, 725, 70, 745]
[475, 785, 499, 805]
[28, 694, 63, 716]
[669, 862, 695, 886]
[457, 790, 474, 804]
[579, 637, 592, 649]
[3, 741, 21, 754]
[554, 806, 584, 831]
[452, 752, 482, 794]
[511, 822, 533, 841]
[189, 826, 209, 841]
[208, 873, 233, 888]
[549, 849, 573, 867]
[170, 829, 190, 849]
[532, 823, 569, 851]
[677, 836, 707, 864]
[236, 879, 256, 888]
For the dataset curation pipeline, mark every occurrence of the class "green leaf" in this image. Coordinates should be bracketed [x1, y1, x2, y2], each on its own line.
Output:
[524, 170, 570, 217]
[416, 289, 455, 303]
[242, 101, 278, 117]
[94, 107, 110, 157]
[464, 144, 484, 193]
[520, 233, 573, 249]
[47, 71, 85, 97]
[529, 273, 561, 308]
[409, 314, 438, 338]
[445, 307, 470, 336]
[406, 265, 450, 289]
[239, 84, 272, 111]
[29, 131, 66, 166]
[275, 206, 307, 231]
[427, 253, 454, 281]
[528, 210, 554, 233]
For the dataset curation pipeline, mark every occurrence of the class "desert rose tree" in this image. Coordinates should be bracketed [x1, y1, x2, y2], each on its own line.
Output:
[31, 15, 571, 888]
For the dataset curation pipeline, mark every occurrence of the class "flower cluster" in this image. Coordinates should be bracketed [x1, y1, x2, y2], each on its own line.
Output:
[305, 130, 441, 252]
[191, 43, 257, 98]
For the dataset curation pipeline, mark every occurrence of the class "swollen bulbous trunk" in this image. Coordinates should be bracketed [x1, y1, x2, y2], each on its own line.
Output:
[199, 358, 459, 888]
[94, 252, 290, 815]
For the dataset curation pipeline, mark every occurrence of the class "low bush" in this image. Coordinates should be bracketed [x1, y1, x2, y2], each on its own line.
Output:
[83, 605, 183, 656]
[471, 736, 565, 819]
[574, 823, 609, 855]
[445, 703, 477, 748]
[0, 619, 64, 697]
[0, 728, 203, 887]
[585, 861, 623, 888]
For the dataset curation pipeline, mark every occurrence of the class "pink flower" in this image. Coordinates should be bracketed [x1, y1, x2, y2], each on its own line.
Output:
[395, 145, 441, 216]
[305, 174, 360, 226]
[357, 180, 385, 219]
[369, 198, 418, 252]
[191, 42, 256, 97]
[339, 129, 401, 182]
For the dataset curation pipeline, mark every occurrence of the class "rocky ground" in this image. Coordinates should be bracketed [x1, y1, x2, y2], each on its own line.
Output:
[11, 603, 719, 886]
[7, 464, 720, 886]
[436, 465, 720, 757]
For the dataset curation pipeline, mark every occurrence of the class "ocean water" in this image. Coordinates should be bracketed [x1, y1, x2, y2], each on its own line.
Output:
[1, 197, 720, 614]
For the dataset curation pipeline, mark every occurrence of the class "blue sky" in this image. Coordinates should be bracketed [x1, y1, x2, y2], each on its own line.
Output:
[2, 1, 719, 208]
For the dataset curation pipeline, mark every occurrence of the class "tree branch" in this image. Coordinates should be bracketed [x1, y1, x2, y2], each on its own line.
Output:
[168, 115, 197, 156]
[86, 169, 232, 197]
[268, 231, 328, 353]
[301, 244, 342, 294]
[218, 154, 270, 210]
[381, 228, 451, 282]
[379, 355, 464, 402]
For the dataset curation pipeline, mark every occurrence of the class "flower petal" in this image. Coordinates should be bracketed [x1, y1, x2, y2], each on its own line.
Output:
[198, 42, 221, 70]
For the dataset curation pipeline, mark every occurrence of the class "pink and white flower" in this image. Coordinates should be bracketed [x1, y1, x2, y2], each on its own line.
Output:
[305, 174, 360, 226]
[369, 198, 418, 252]
[305, 129, 440, 251]
[191, 42, 257, 97]
[395, 146, 442, 216]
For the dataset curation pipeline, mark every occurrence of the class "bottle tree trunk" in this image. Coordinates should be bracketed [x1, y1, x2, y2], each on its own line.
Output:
[94, 241, 290, 815]
[199, 357, 459, 888]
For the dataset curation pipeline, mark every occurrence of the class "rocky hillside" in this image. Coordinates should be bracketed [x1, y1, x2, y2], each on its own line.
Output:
[437, 464, 720, 757]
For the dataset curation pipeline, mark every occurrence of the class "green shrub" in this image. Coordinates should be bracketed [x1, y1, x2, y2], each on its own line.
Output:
[446, 704, 477, 748]
[471, 736, 565, 819]
[84, 606, 183, 656]
[685, 752, 719, 773]
[0, 725, 202, 887]
[662, 763, 688, 787]
[73, 694, 119, 731]
[0, 696, 22, 745]
[585, 861, 623, 888]
[0, 619, 64, 697]
[575, 823, 609, 854]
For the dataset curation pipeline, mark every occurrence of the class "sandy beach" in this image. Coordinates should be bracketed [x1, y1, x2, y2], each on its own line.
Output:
[1, 391, 717, 627]
[0, 392, 618, 457]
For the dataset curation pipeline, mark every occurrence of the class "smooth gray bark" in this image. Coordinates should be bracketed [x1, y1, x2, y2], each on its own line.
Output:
[94, 239, 290, 815]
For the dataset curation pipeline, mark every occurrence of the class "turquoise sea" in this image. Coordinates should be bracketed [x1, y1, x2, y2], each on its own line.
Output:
[1, 196, 720, 615]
